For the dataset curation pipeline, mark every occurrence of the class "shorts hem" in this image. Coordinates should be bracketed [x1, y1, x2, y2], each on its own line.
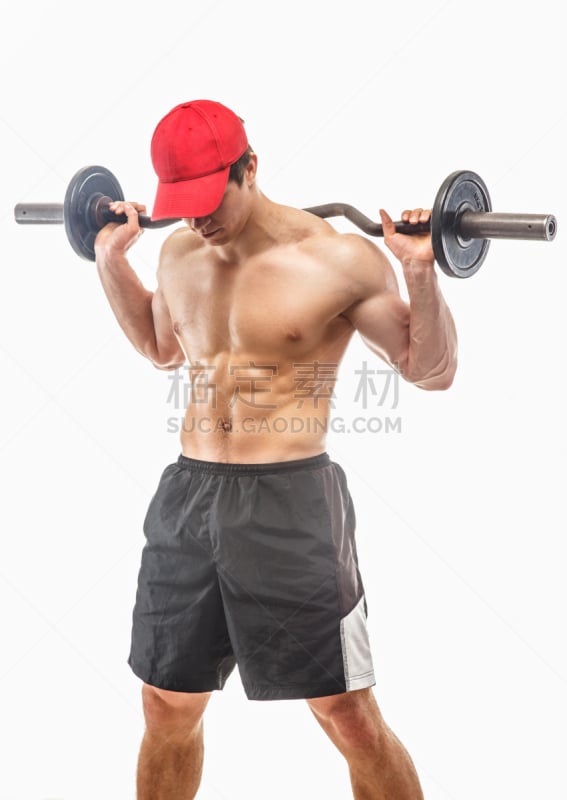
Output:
[345, 671, 376, 692]
[128, 659, 227, 694]
[243, 678, 376, 701]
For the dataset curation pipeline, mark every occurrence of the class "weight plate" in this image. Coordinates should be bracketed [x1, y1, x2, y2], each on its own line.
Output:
[431, 170, 491, 278]
[63, 165, 124, 261]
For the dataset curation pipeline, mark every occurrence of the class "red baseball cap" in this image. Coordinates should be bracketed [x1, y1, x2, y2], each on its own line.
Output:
[150, 99, 249, 220]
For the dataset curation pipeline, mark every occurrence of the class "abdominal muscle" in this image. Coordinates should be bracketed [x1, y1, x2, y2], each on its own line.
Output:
[178, 360, 333, 463]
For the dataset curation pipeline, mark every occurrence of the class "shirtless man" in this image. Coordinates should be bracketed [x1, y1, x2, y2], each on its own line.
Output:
[94, 99, 457, 800]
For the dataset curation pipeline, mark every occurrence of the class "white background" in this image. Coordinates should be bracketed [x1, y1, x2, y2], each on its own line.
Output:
[1, 1, 566, 798]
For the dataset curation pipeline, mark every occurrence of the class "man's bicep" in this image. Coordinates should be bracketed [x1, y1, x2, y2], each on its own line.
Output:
[345, 291, 410, 374]
[150, 287, 186, 370]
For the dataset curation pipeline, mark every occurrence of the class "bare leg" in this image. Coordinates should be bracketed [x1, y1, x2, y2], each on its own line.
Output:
[136, 684, 212, 800]
[307, 688, 424, 800]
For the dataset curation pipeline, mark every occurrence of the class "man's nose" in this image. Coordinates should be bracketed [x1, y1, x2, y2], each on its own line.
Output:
[190, 215, 212, 231]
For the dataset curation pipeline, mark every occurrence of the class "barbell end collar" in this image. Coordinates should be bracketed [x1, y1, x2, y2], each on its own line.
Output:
[546, 215, 557, 241]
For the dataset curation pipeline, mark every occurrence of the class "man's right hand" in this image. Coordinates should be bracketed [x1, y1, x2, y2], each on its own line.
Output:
[94, 200, 146, 260]
[378, 208, 434, 267]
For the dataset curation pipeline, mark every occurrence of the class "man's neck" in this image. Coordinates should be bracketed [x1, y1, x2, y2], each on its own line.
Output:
[215, 193, 284, 263]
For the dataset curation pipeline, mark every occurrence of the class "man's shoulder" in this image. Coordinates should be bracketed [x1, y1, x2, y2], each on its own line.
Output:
[285, 218, 398, 311]
[156, 226, 205, 275]
[295, 218, 390, 280]
[161, 225, 203, 255]
[277, 204, 382, 255]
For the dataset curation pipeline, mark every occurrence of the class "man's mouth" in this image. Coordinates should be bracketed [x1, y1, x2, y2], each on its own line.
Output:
[202, 228, 221, 239]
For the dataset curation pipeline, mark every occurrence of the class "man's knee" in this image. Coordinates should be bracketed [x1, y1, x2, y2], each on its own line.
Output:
[307, 688, 385, 754]
[141, 683, 211, 736]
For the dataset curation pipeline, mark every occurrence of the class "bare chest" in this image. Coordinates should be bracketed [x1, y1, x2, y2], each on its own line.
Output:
[161, 256, 352, 362]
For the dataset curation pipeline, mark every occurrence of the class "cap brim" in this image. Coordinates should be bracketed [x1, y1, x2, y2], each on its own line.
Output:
[151, 166, 230, 220]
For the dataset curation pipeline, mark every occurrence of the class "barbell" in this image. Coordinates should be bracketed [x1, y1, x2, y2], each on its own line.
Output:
[14, 164, 557, 278]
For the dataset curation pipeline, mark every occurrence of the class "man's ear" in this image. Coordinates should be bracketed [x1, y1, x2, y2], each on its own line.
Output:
[246, 153, 258, 186]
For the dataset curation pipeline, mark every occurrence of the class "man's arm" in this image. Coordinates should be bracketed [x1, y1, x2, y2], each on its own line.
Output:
[341, 208, 458, 391]
[94, 201, 185, 370]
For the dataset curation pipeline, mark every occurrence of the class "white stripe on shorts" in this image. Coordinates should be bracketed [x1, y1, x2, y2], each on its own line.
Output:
[340, 595, 376, 691]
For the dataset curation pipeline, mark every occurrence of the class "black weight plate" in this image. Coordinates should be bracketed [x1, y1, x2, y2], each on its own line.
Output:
[63, 165, 124, 261]
[431, 171, 491, 278]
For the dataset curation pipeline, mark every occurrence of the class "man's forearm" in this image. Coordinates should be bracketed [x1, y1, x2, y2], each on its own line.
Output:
[402, 261, 458, 390]
[96, 253, 158, 361]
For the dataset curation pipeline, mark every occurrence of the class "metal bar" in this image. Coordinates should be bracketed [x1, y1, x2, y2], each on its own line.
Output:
[458, 211, 557, 242]
[304, 204, 557, 243]
[14, 203, 64, 224]
[97, 204, 180, 229]
[139, 214, 181, 229]
[303, 203, 430, 237]
[14, 199, 180, 230]
[15, 199, 558, 244]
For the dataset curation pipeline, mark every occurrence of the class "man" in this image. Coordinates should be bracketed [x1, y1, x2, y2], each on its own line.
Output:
[95, 99, 457, 799]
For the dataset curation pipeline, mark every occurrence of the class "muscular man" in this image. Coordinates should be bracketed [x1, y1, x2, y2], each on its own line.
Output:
[95, 99, 457, 800]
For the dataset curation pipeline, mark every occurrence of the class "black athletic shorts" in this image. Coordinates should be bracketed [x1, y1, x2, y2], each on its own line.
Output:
[127, 452, 375, 701]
